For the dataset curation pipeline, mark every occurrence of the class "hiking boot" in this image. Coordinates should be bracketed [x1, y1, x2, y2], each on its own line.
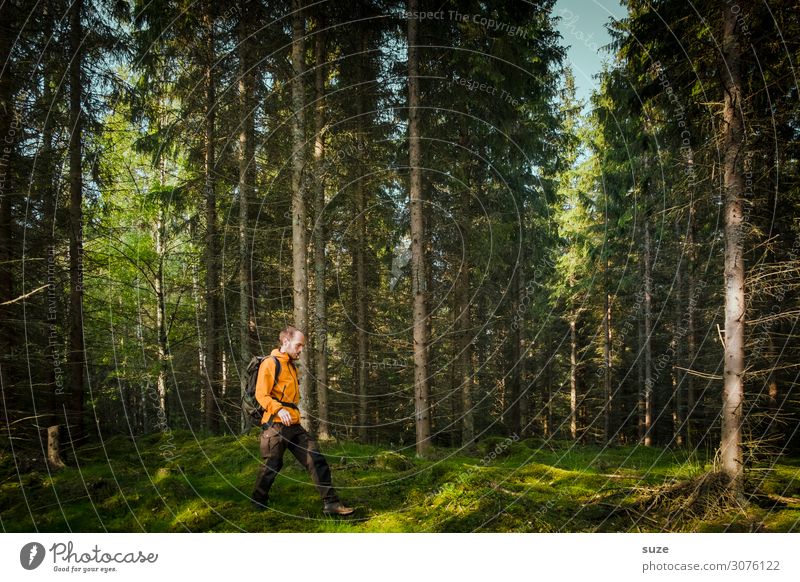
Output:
[323, 501, 355, 516]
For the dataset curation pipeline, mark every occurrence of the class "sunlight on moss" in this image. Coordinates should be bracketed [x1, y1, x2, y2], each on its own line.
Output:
[3, 431, 799, 533]
[171, 500, 226, 531]
[762, 509, 799, 532]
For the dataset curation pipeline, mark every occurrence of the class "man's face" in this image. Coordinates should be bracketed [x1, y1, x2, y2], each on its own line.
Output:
[283, 332, 305, 360]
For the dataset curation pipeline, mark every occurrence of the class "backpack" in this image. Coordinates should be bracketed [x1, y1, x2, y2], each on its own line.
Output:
[242, 355, 281, 427]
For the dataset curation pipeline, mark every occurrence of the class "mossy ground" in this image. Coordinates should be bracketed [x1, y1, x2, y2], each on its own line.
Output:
[1, 431, 798, 532]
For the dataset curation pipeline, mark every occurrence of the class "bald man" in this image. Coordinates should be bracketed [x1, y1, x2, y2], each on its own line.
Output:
[251, 326, 354, 516]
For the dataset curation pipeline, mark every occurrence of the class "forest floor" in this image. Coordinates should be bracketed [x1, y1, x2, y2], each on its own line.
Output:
[1, 430, 798, 532]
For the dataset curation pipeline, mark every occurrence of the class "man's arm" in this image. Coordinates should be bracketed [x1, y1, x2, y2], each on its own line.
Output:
[254, 358, 283, 417]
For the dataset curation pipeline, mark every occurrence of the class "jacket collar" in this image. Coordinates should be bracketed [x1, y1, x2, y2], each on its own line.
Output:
[271, 348, 295, 366]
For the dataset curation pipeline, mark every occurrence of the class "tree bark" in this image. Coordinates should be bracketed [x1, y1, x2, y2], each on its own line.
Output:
[154, 122, 169, 424]
[720, 3, 746, 494]
[203, 5, 220, 434]
[545, 344, 553, 437]
[637, 295, 645, 443]
[155, 197, 168, 422]
[508, 267, 522, 435]
[673, 215, 684, 446]
[570, 317, 578, 441]
[455, 182, 474, 445]
[454, 148, 473, 445]
[517, 258, 528, 435]
[355, 39, 369, 442]
[0, 1, 18, 436]
[191, 257, 204, 430]
[238, 6, 255, 431]
[291, 0, 311, 428]
[47, 425, 66, 470]
[643, 213, 653, 446]
[355, 181, 368, 440]
[686, 201, 697, 448]
[408, 0, 431, 455]
[68, 0, 85, 444]
[41, 9, 60, 431]
[312, 18, 330, 440]
[603, 199, 613, 444]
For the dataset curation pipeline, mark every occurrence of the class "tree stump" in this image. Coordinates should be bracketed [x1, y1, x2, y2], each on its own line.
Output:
[47, 425, 66, 470]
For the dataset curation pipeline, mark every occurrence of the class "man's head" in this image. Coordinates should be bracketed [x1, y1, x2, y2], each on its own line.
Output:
[279, 325, 305, 360]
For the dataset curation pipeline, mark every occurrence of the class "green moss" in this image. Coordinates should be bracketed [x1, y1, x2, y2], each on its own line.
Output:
[761, 508, 799, 532]
[373, 450, 414, 471]
[2, 432, 799, 532]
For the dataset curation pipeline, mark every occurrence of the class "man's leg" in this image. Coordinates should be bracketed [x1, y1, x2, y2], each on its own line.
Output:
[252, 425, 286, 504]
[285, 425, 339, 504]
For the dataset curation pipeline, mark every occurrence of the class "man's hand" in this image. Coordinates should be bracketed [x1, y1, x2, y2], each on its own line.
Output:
[277, 408, 293, 425]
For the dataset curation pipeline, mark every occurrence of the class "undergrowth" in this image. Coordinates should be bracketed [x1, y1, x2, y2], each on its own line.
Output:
[1, 430, 798, 532]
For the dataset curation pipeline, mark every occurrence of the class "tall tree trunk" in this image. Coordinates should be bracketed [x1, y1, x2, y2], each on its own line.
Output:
[637, 295, 645, 443]
[673, 215, 684, 447]
[355, 39, 369, 441]
[191, 257, 204, 429]
[221, 351, 228, 398]
[155, 194, 168, 422]
[508, 267, 522, 435]
[448, 342, 458, 445]
[134, 298, 148, 431]
[604, 290, 613, 443]
[643, 214, 653, 446]
[570, 317, 578, 441]
[720, 4, 746, 494]
[355, 177, 368, 441]
[41, 25, 59, 432]
[408, 0, 431, 455]
[67, 0, 85, 444]
[203, 5, 220, 434]
[517, 259, 528, 435]
[154, 123, 169, 424]
[238, 7, 255, 431]
[312, 18, 330, 440]
[0, 1, 19, 435]
[455, 172, 473, 445]
[603, 198, 613, 443]
[291, 0, 311, 428]
[545, 345, 553, 437]
[424, 186, 435, 432]
[686, 201, 697, 448]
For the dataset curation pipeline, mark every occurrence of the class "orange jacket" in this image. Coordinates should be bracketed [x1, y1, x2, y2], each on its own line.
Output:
[255, 349, 301, 426]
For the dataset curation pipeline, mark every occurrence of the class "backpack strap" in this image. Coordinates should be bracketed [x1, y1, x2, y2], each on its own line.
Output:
[271, 356, 281, 390]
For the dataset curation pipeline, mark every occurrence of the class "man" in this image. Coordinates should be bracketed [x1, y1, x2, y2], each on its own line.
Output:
[251, 325, 354, 516]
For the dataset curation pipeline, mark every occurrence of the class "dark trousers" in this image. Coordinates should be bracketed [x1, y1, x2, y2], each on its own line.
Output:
[252, 423, 339, 504]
